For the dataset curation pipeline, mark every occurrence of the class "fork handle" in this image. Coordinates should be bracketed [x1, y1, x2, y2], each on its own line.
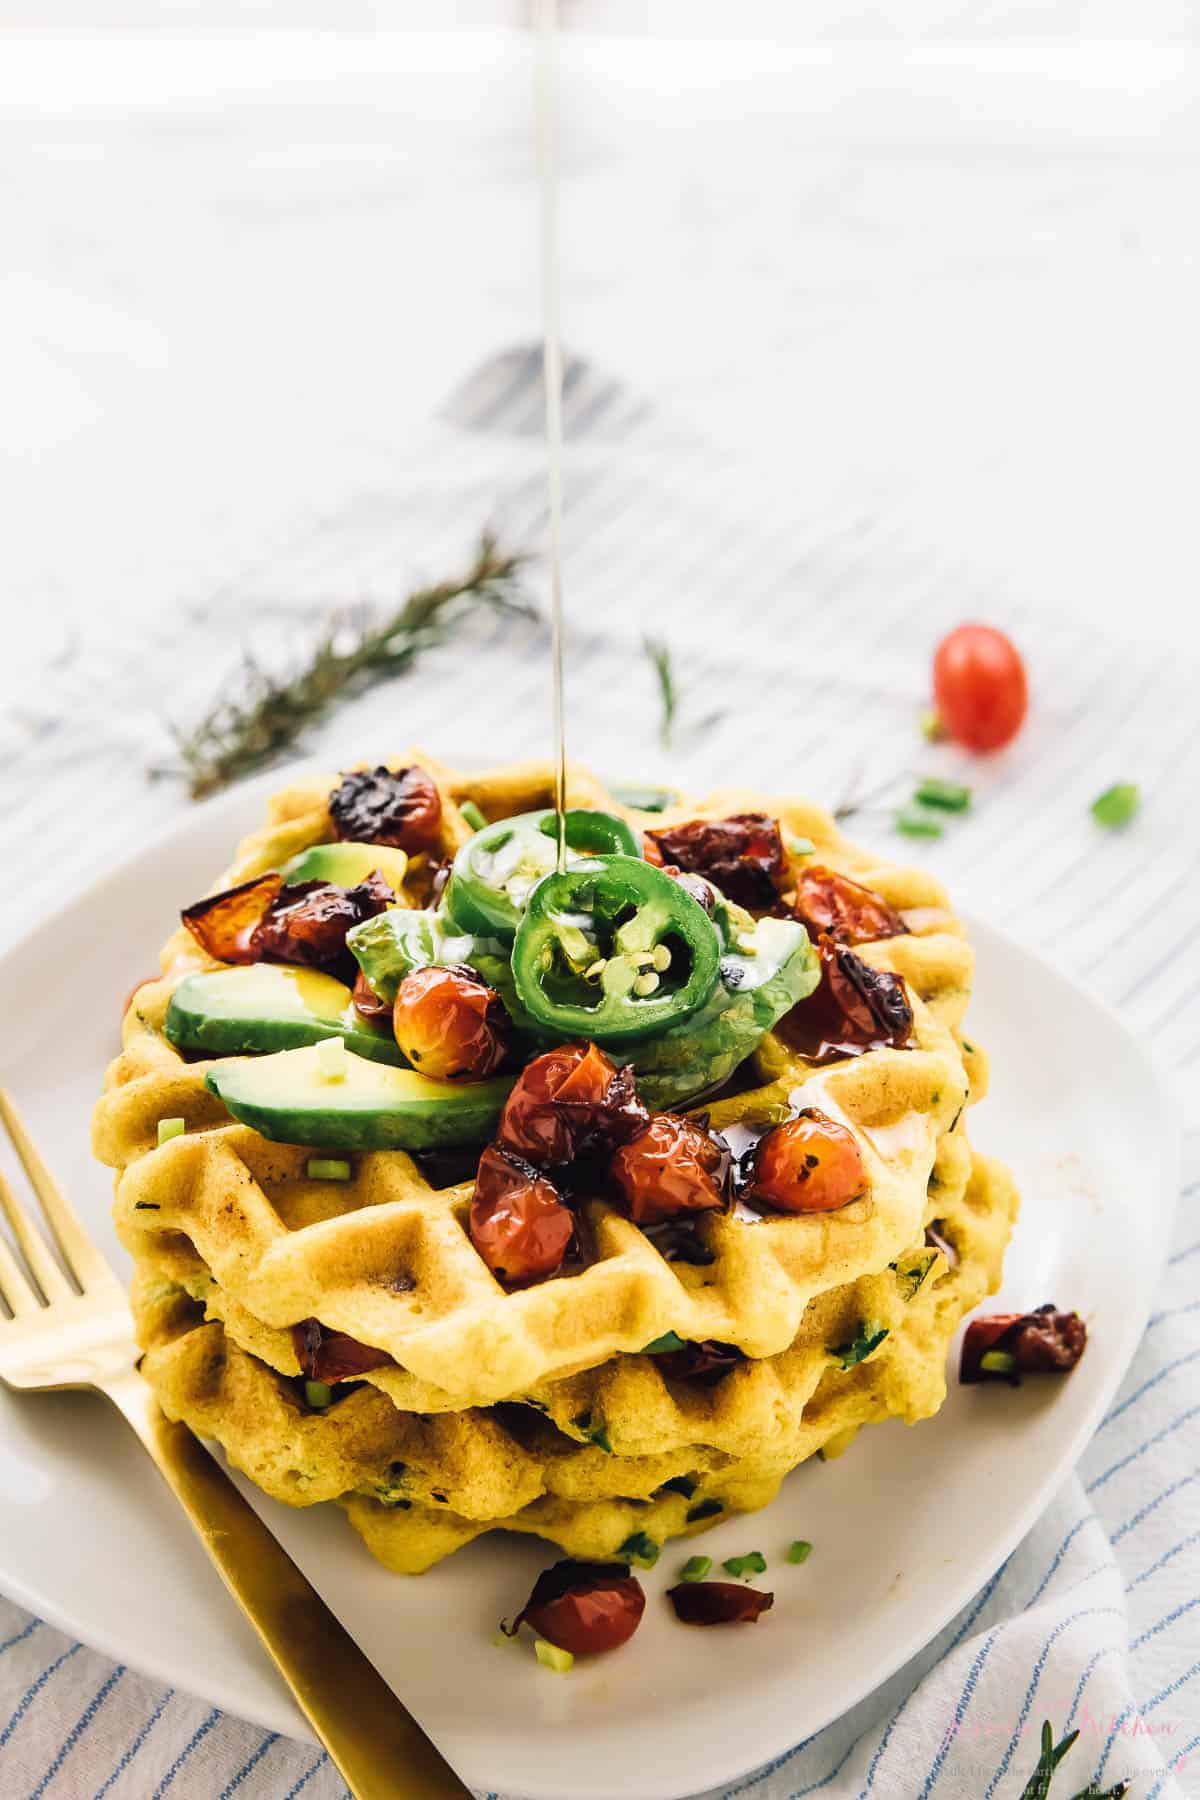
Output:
[103, 1369, 471, 1800]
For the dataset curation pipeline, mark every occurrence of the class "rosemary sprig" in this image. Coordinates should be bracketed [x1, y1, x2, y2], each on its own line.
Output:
[162, 532, 534, 799]
[1018, 1721, 1129, 1800]
[643, 635, 677, 748]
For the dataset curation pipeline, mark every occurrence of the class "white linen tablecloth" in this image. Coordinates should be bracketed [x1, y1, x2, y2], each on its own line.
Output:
[0, 28, 1197, 1800]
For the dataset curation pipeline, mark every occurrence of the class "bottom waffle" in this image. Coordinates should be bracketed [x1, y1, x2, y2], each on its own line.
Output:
[131, 1146, 1018, 1573]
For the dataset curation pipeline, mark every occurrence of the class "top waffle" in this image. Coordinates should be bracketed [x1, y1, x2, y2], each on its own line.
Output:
[94, 755, 979, 1409]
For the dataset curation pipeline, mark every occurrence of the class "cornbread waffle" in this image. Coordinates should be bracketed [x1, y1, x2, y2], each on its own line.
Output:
[130, 1147, 1016, 1572]
[94, 757, 979, 1407]
[94, 754, 1017, 1576]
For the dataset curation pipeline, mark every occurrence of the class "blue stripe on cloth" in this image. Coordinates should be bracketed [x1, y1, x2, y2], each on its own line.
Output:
[219, 1731, 280, 1798]
[93, 1687, 175, 1800]
[857, 1559, 1011, 1798]
[1099, 1347, 1200, 1431]
[1128, 1529, 1200, 1591]
[0, 1644, 80, 1751]
[151, 1707, 220, 1798]
[282, 1753, 329, 1799]
[1024, 1514, 1091, 1606]
[1131, 1594, 1200, 1653]
[914, 1629, 1000, 1799]
[1066, 1646, 1119, 1726]
[0, 1618, 41, 1657]
[1147, 1730, 1200, 1800]
[1085, 1404, 1200, 1495]
[980, 1607, 1125, 1798]
[1111, 1468, 1199, 1544]
[28, 1664, 126, 1800]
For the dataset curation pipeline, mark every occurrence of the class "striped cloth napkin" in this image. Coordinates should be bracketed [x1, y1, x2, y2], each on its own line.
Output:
[0, 350, 1196, 1800]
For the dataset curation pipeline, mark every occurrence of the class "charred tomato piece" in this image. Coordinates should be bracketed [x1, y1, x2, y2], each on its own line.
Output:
[508, 1560, 645, 1656]
[792, 864, 908, 946]
[741, 1108, 868, 1215]
[645, 814, 786, 912]
[329, 765, 443, 851]
[960, 1304, 1087, 1385]
[776, 933, 913, 1062]
[391, 965, 510, 1080]
[667, 1582, 774, 1626]
[292, 1318, 394, 1383]
[609, 1113, 730, 1226]
[469, 1143, 575, 1285]
[497, 1042, 649, 1167]
[352, 967, 392, 1024]
[181, 873, 284, 964]
[654, 1340, 745, 1385]
[252, 871, 394, 968]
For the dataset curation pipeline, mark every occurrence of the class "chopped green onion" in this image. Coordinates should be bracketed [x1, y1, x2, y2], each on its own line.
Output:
[1091, 782, 1139, 829]
[894, 808, 944, 840]
[787, 835, 816, 857]
[618, 1531, 660, 1569]
[679, 1554, 712, 1582]
[609, 783, 678, 813]
[304, 1380, 333, 1409]
[314, 1036, 347, 1080]
[459, 800, 488, 832]
[831, 1323, 889, 1369]
[913, 777, 971, 813]
[156, 1117, 185, 1147]
[641, 1331, 687, 1355]
[787, 1539, 813, 1565]
[918, 708, 946, 742]
[723, 1551, 767, 1580]
[534, 1638, 574, 1674]
[980, 1349, 1016, 1375]
[307, 1158, 351, 1182]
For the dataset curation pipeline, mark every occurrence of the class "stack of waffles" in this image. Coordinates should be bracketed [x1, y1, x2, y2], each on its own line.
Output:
[92, 759, 1018, 1574]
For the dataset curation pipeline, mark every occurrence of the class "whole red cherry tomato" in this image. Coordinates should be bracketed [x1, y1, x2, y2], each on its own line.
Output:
[932, 624, 1027, 752]
[469, 1143, 574, 1284]
[392, 965, 509, 1080]
[743, 1109, 867, 1214]
[609, 1114, 729, 1226]
[511, 1560, 646, 1655]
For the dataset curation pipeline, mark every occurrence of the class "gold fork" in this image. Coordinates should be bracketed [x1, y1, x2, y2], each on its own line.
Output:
[0, 1088, 470, 1800]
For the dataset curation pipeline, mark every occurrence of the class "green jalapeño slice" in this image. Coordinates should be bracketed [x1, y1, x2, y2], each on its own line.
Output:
[512, 855, 721, 1043]
[444, 808, 641, 940]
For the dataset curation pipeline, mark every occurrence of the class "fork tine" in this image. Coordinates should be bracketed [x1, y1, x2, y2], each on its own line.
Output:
[0, 1232, 38, 1317]
[0, 1168, 73, 1302]
[0, 1089, 114, 1292]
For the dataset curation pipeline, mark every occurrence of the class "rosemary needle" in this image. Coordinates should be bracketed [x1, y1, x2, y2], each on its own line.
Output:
[643, 636, 677, 749]
[161, 531, 534, 800]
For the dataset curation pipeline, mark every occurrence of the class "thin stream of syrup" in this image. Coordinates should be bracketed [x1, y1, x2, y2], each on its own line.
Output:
[535, 0, 568, 873]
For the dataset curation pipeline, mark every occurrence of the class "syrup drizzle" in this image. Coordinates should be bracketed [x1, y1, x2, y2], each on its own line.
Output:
[535, 0, 568, 872]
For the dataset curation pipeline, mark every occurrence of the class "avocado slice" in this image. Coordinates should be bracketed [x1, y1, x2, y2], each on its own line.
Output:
[165, 965, 405, 1066]
[205, 1044, 512, 1151]
[279, 841, 409, 891]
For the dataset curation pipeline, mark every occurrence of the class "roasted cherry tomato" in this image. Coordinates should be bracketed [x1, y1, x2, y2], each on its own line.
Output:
[329, 765, 443, 850]
[497, 1042, 648, 1166]
[351, 967, 392, 1024]
[793, 866, 907, 947]
[960, 1304, 1086, 1385]
[667, 1582, 774, 1626]
[253, 872, 394, 968]
[510, 1560, 646, 1655]
[742, 1108, 867, 1214]
[469, 1143, 575, 1284]
[181, 873, 282, 964]
[609, 1114, 729, 1226]
[932, 624, 1027, 752]
[292, 1318, 394, 1382]
[392, 964, 509, 1080]
[645, 814, 785, 912]
[777, 934, 913, 1063]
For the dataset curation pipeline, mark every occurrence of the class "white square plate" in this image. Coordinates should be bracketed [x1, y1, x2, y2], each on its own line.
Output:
[0, 771, 1179, 1800]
